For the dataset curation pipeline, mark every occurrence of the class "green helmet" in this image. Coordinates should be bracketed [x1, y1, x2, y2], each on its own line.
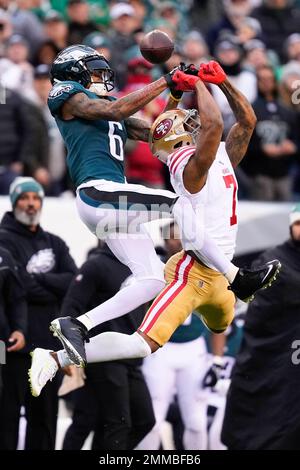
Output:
[50, 44, 114, 90]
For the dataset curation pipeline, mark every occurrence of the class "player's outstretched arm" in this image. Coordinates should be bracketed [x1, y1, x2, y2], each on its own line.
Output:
[62, 78, 167, 121]
[183, 80, 223, 193]
[62, 69, 198, 122]
[196, 61, 257, 167]
[218, 79, 257, 168]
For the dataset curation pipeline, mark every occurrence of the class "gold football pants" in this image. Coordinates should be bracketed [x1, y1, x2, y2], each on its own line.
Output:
[139, 251, 235, 346]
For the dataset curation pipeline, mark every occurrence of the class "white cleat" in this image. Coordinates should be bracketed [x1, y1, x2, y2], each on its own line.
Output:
[29, 348, 58, 397]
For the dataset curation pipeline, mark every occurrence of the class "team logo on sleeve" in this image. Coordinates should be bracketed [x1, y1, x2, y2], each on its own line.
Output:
[49, 84, 74, 99]
[153, 119, 172, 140]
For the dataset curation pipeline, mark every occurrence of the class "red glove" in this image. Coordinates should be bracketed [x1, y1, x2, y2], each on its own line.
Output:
[198, 61, 227, 85]
[165, 69, 200, 92]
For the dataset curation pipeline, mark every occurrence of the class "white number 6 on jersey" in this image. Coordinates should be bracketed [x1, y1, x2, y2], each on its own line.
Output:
[108, 121, 124, 161]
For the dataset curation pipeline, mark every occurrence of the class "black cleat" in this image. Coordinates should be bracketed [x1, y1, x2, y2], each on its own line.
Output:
[228, 259, 281, 303]
[50, 317, 89, 367]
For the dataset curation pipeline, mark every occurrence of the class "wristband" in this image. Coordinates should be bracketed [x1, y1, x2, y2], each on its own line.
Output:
[170, 92, 182, 102]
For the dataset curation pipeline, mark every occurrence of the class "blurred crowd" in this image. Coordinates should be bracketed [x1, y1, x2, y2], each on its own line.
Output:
[1, 0, 300, 201]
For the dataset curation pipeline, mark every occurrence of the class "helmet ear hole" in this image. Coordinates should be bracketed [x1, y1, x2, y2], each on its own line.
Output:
[174, 141, 183, 149]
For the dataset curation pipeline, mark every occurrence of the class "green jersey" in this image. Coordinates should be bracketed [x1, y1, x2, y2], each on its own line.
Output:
[48, 81, 127, 188]
[170, 313, 206, 343]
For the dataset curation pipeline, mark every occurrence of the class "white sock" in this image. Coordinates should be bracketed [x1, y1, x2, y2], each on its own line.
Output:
[224, 265, 239, 284]
[77, 278, 164, 329]
[183, 429, 208, 450]
[56, 349, 74, 368]
[77, 314, 95, 331]
[85, 331, 152, 363]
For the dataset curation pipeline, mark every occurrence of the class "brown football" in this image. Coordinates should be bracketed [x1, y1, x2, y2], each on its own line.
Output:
[140, 30, 174, 64]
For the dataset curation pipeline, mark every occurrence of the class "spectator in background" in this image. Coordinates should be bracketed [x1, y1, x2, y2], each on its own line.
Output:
[279, 60, 300, 114]
[284, 33, 300, 63]
[243, 39, 271, 71]
[151, 1, 187, 41]
[8, 0, 45, 59]
[212, 37, 257, 134]
[279, 61, 300, 196]
[67, 0, 99, 46]
[204, 301, 247, 450]
[108, 2, 140, 90]
[189, 0, 224, 35]
[83, 31, 112, 61]
[235, 16, 262, 46]
[0, 246, 27, 450]
[181, 31, 210, 69]
[222, 204, 300, 450]
[50, 0, 110, 28]
[241, 65, 299, 200]
[43, 10, 68, 51]
[251, 0, 300, 61]
[119, 56, 166, 188]
[0, 9, 12, 57]
[137, 222, 209, 451]
[0, 177, 77, 449]
[0, 88, 31, 195]
[61, 243, 155, 450]
[24, 64, 66, 195]
[34, 39, 60, 66]
[0, 34, 33, 96]
[207, 0, 253, 53]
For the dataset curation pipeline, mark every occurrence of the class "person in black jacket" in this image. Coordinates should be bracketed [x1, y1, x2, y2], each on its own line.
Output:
[221, 203, 300, 450]
[0, 246, 27, 428]
[240, 64, 299, 200]
[0, 177, 77, 450]
[0, 89, 32, 195]
[61, 243, 155, 450]
[251, 0, 300, 62]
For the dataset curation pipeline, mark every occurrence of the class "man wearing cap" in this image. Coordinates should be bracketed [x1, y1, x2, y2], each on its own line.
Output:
[222, 204, 300, 449]
[0, 177, 77, 450]
[109, 2, 141, 89]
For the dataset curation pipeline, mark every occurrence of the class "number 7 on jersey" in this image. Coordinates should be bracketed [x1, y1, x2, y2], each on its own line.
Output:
[223, 174, 237, 226]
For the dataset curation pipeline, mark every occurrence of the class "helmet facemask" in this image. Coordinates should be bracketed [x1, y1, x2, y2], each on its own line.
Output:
[150, 109, 201, 163]
[83, 55, 114, 95]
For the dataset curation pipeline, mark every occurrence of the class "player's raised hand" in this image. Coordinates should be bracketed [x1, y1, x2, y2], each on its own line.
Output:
[165, 68, 200, 92]
[198, 61, 227, 85]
